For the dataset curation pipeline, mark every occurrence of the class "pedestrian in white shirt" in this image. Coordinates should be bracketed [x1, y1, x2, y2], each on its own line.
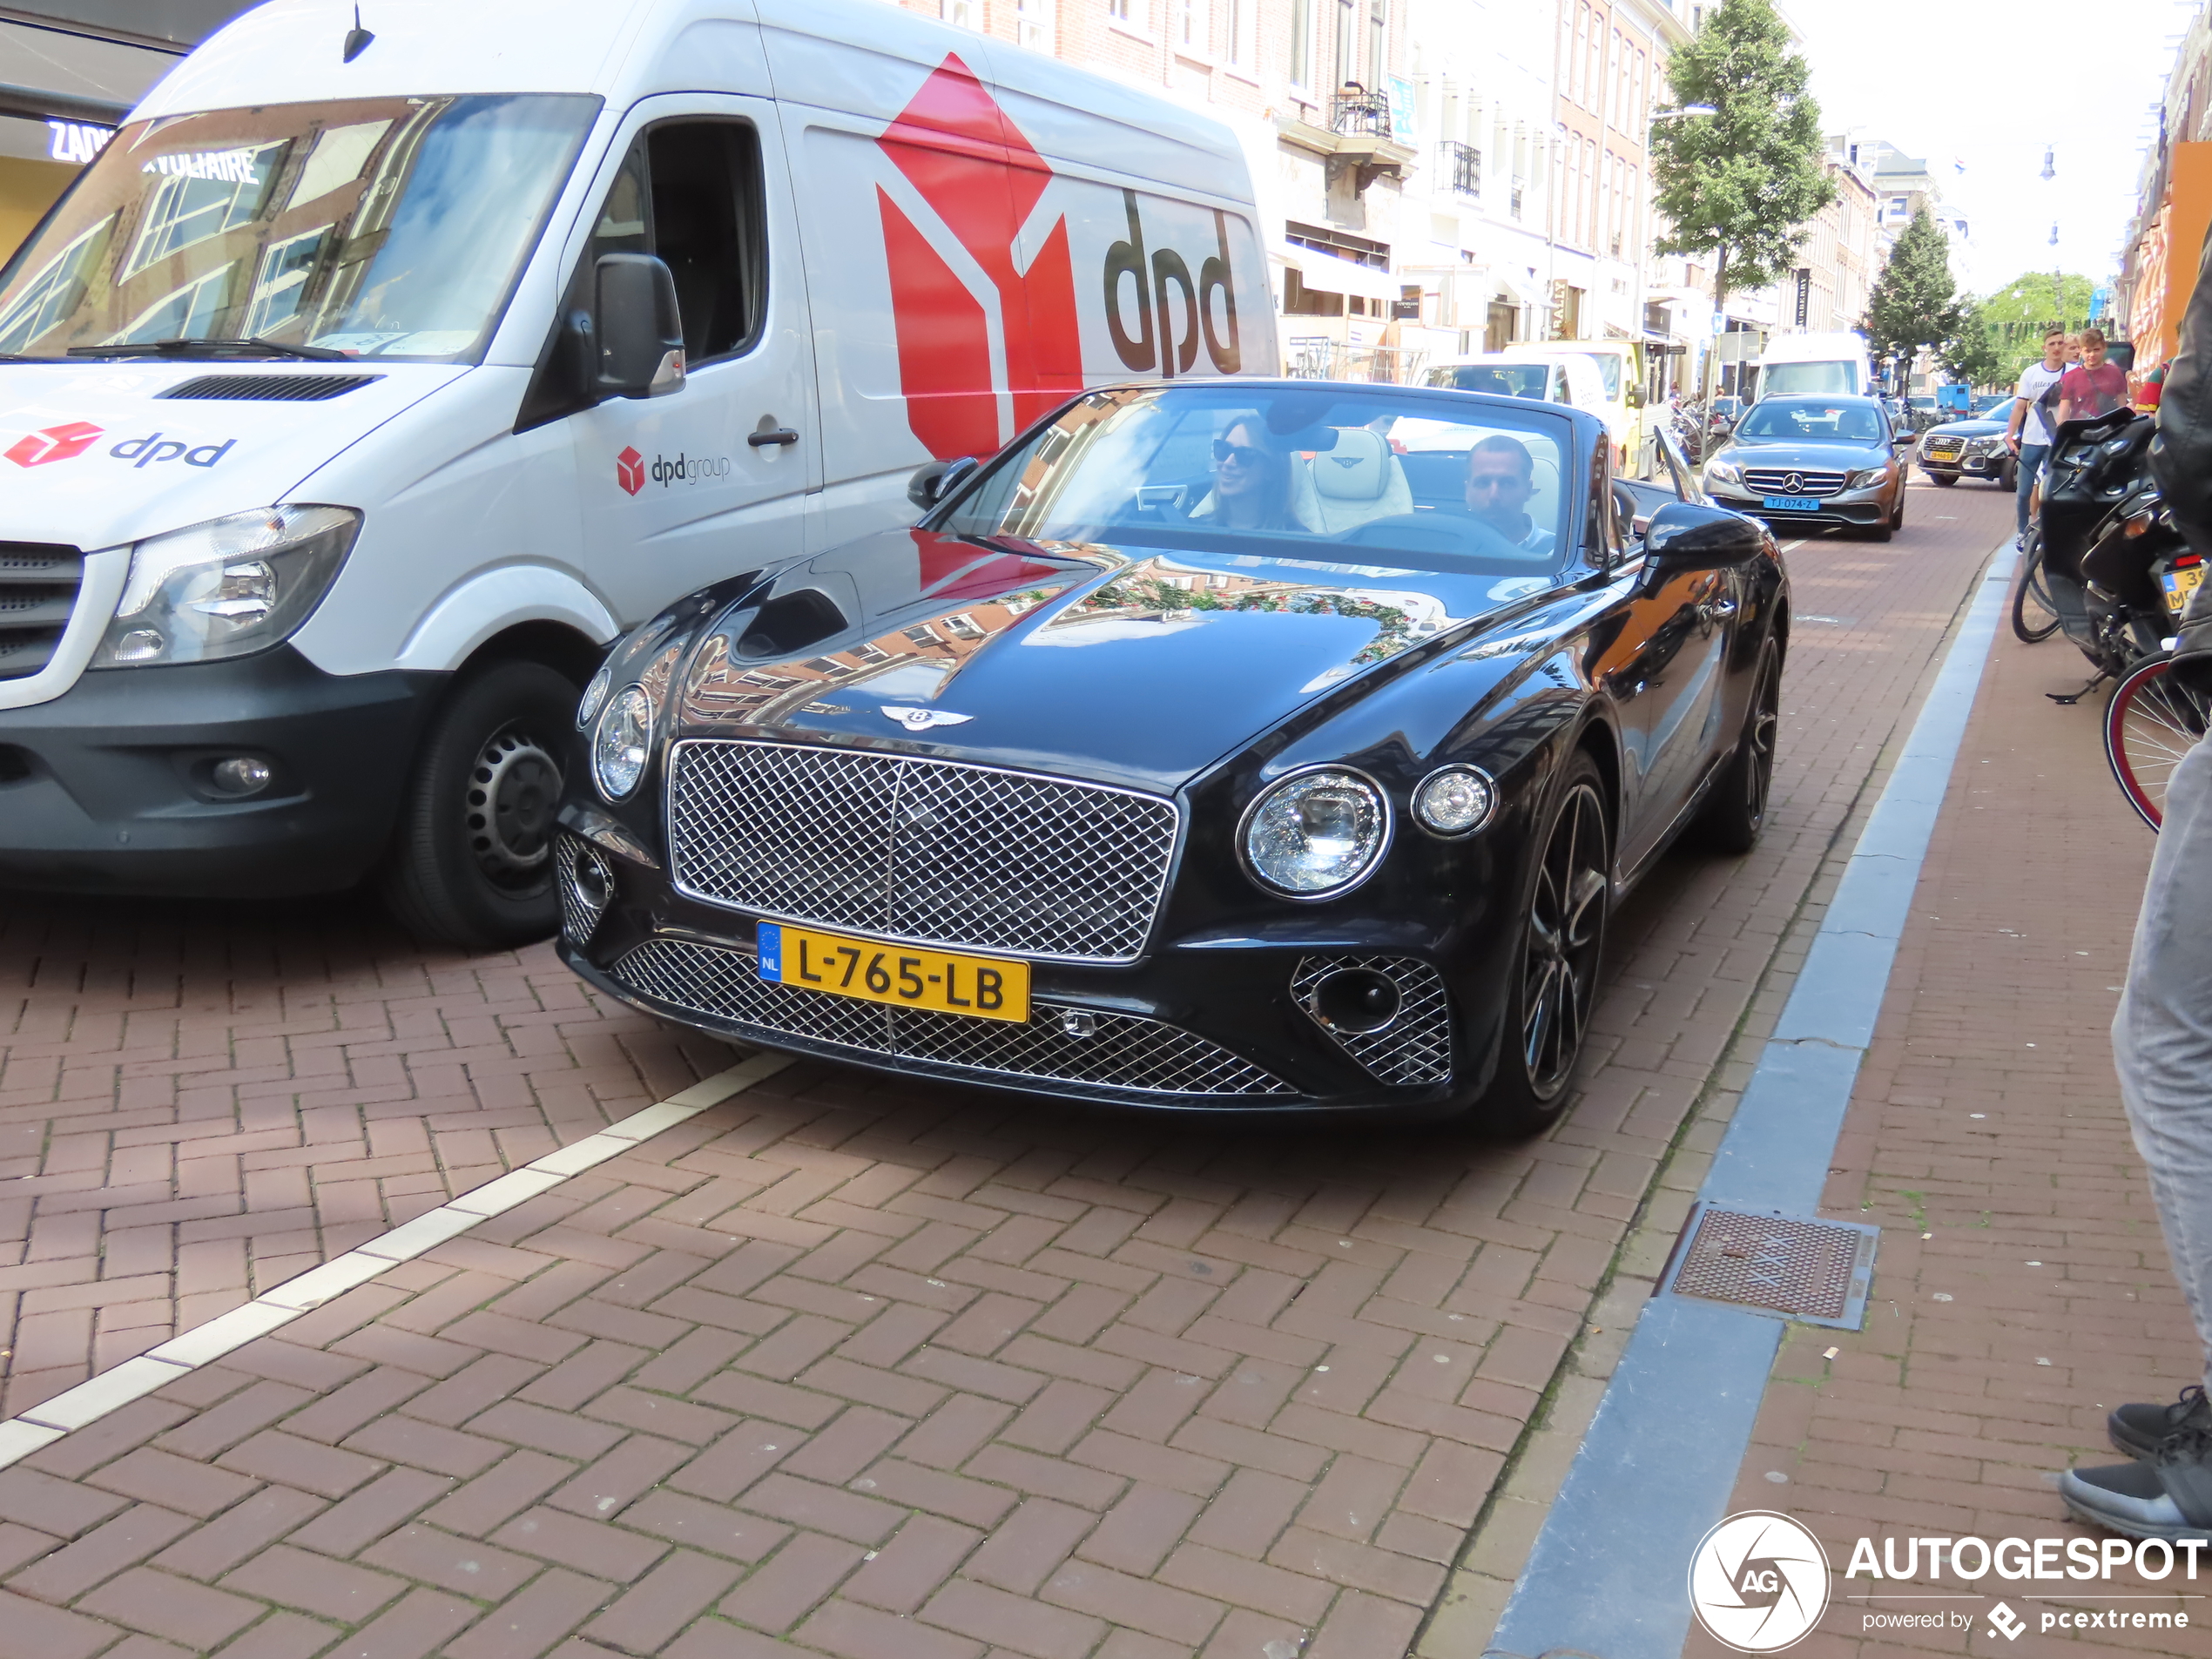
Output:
[2005, 327, 2070, 544]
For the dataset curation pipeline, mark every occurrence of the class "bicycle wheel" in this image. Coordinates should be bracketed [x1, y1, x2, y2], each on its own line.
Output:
[2106, 657, 2211, 830]
[2013, 536, 2060, 643]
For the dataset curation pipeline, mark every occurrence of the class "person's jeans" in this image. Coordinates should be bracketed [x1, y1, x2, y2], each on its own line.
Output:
[2016, 442, 2049, 535]
[2114, 732, 2212, 1394]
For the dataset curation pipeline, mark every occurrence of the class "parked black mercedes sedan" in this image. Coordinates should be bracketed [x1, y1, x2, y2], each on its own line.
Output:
[553, 382, 1788, 1133]
[1699, 393, 1913, 540]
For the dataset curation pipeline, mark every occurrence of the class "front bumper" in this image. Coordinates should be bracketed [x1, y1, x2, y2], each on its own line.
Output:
[0, 647, 443, 897]
[1707, 482, 1892, 531]
[1919, 448, 2008, 482]
[555, 816, 1509, 1119]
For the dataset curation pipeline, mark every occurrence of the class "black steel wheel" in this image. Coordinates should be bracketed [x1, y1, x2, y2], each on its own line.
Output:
[2012, 532, 2060, 643]
[381, 659, 578, 950]
[1485, 752, 1610, 1138]
[1696, 638, 1781, 854]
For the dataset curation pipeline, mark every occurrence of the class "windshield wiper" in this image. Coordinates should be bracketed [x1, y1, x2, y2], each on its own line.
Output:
[66, 336, 352, 363]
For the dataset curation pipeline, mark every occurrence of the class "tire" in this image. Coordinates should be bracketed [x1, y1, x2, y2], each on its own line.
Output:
[2012, 535, 2061, 644]
[1483, 751, 1611, 1139]
[1694, 638, 1781, 855]
[2106, 657, 2211, 831]
[381, 659, 579, 950]
[1932, 473, 1959, 486]
[1889, 489, 1905, 531]
[1863, 517, 1893, 543]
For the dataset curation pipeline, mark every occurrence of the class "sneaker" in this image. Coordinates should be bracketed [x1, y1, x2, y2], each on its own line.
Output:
[2109, 1385, 2210, 1460]
[2061, 1428, 2212, 1541]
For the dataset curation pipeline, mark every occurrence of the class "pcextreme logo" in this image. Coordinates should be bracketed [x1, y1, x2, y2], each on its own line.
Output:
[872, 55, 1241, 462]
[1689, 1511, 1831, 1652]
[4, 419, 103, 467]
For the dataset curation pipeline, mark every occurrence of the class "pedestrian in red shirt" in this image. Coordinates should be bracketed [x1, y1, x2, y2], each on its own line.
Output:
[2056, 327, 2132, 425]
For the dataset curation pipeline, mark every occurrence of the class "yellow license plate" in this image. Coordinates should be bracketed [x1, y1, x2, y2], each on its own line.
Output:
[755, 922, 1030, 1022]
[2165, 564, 2205, 612]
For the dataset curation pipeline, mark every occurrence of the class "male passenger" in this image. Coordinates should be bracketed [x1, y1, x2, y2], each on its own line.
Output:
[2005, 327, 2070, 544]
[1464, 435, 1554, 555]
[2056, 327, 2132, 426]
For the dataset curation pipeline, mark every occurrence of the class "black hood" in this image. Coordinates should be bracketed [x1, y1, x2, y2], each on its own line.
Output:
[669, 527, 1555, 795]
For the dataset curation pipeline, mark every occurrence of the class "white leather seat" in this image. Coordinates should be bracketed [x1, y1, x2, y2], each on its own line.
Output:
[1301, 428, 1414, 535]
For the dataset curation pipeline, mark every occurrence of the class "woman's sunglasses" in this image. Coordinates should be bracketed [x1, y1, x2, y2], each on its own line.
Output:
[1212, 439, 1269, 467]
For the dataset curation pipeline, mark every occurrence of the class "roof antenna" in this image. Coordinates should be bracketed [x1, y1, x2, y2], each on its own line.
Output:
[342, 5, 374, 62]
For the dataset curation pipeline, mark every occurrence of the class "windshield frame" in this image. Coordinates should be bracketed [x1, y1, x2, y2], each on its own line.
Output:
[0, 92, 603, 366]
[926, 381, 1601, 583]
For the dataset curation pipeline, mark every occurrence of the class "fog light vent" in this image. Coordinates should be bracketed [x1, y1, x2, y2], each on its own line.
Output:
[556, 833, 614, 944]
[1660, 1202, 1878, 1330]
[1291, 954, 1452, 1086]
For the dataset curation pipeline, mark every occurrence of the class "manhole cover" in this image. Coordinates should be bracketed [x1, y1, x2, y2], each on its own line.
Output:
[1659, 1203, 1878, 1330]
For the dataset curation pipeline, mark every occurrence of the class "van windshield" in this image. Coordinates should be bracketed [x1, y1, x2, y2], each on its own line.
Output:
[0, 94, 598, 362]
[1762, 361, 1860, 397]
[1427, 363, 1550, 399]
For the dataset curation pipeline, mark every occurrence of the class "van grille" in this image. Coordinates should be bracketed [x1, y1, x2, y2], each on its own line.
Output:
[0, 543, 83, 683]
[158, 374, 381, 401]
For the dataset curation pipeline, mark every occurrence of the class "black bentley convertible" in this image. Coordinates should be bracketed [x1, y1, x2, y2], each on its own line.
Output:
[554, 382, 1787, 1134]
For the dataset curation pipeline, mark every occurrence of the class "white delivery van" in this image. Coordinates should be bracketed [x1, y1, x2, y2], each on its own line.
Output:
[1423, 351, 1608, 425]
[0, 0, 1272, 946]
[1500, 340, 1643, 469]
[1754, 331, 1872, 400]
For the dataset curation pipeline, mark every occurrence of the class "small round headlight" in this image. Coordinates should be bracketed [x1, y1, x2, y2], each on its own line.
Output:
[577, 664, 613, 732]
[1240, 767, 1390, 898]
[1413, 765, 1495, 837]
[592, 685, 653, 800]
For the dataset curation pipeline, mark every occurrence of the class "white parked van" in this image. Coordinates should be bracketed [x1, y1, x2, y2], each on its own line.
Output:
[1499, 340, 1643, 469]
[0, 0, 1272, 945]
[1755, 331, 1871, 400]
[1423, 352, 1608, 426]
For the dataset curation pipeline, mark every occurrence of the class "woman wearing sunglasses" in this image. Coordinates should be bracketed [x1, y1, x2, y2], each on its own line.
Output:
[1197, 419, 1309, 531]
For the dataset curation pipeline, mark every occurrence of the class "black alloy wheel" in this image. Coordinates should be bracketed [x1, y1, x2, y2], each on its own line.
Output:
[381, 659, 579, 950]
[1486, 751, 1611, 1139]
[1696, 638, 1782, 854]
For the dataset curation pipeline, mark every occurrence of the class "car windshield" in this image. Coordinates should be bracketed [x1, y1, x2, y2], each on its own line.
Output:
[1428, 363, 1551, 399]
[0, 94, 599, 361]
[1763, 361, 1861, 397]
[1737, 401, 1884, 442]
[938, 385, 1578, 575]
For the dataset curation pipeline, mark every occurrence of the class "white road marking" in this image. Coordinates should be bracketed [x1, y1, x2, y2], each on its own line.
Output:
[0, 1049, 794, 1467]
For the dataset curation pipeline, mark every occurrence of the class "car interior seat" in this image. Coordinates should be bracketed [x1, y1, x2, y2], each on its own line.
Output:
[1298, 428, 1414, 535]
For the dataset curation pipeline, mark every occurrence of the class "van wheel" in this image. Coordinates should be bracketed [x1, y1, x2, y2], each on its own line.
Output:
[381, 660, 577, 950]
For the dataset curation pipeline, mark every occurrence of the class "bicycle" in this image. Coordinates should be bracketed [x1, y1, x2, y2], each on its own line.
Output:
[2106, 653, 2212, 830]
[2011, 526, 2061, 644]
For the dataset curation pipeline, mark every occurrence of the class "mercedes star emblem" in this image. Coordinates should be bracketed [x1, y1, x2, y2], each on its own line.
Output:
[881, 706, 975, 731]
[1783, 472, 1804, 494]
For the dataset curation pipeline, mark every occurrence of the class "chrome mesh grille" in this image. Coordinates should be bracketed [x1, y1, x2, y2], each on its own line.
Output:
[1291, 954, 1453, 1086]
[667, 741, 1178, 963]
[1742, 468, 1848, 497]
[612, 937, 1290, 1097]
[556, 834, 610, 946]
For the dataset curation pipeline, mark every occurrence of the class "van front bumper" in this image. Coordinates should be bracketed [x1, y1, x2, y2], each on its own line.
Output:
[0, 648, 444, 898]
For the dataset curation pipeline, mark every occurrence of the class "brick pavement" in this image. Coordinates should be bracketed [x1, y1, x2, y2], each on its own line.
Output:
[0, 482, 2014, 1657]
[1687, 543, 2209, 1656]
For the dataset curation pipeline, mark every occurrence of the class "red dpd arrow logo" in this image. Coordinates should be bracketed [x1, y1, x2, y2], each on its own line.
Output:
[4, 420, 104, 469]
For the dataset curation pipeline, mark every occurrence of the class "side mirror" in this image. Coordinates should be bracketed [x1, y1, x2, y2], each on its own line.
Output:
[593, 253, 685, 400]
[1642, 501, 1764, 577]
[1893, 432, 1918, 448]
[907, 456, 980, 511]
[1625, 387, 1644, 409]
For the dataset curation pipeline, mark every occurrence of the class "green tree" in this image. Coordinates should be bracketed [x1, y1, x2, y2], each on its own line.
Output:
[1941, 298, 2007, 389]
[1649, 0, 1837, 340]
[1862, 206, 1961, 388]
[1977, 270, 2099, 385]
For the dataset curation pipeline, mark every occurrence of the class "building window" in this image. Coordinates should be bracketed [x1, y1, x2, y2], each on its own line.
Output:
[1227, 0, 1248, 64]
[1177, 0, 1198, 48]
[1291, 0, 1311, 84]
[941, 0, 976, 24]
[1108, 0, 1130, 22]
[1369, 0, 1386, 86]
[1442, 139, 1480, 196]
[1016, 0, 1052, 49]
[1335, 0, 1355, 86]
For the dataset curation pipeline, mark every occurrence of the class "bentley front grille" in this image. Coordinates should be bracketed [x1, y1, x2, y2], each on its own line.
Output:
[1291, 954, 1453, 1086]
[612, 937, 1291, 1098]
[556, 834, 612, 946]
[0, 543, 83, 684]
[667, 740, 1179, 963]
[1742, 468, 1848, 497]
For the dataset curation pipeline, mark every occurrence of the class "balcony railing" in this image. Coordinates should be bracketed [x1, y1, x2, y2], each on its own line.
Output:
[1440, 140, 1480, 197]
[1329, 90, 1394, 138]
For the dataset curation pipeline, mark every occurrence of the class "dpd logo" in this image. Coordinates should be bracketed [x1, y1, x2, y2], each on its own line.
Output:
[1689, 1511, 1831, 1652]
[616, 446, 645, 496]
[4, 420, 103, 468]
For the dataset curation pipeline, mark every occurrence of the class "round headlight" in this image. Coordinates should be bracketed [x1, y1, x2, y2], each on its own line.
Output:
[1240, 767, 1391, 898]
[577, 664, 612, 732]
[1413, 765, 1495, 837]
[592, 685, 653, 800]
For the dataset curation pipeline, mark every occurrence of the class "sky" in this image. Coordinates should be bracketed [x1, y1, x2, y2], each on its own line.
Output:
[1790, 0, 2194, 297]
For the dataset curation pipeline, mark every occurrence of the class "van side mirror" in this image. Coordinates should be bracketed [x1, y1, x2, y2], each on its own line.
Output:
[1625, 386, 1644, 408]
[908, 456, 980, 511]
[594, 253, 685, 400]
[1642, 500, 1764, 577]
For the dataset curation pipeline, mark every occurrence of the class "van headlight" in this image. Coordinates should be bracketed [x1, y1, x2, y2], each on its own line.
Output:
[1239, 766, 1391, 898]
[91, 506, 359, 668]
